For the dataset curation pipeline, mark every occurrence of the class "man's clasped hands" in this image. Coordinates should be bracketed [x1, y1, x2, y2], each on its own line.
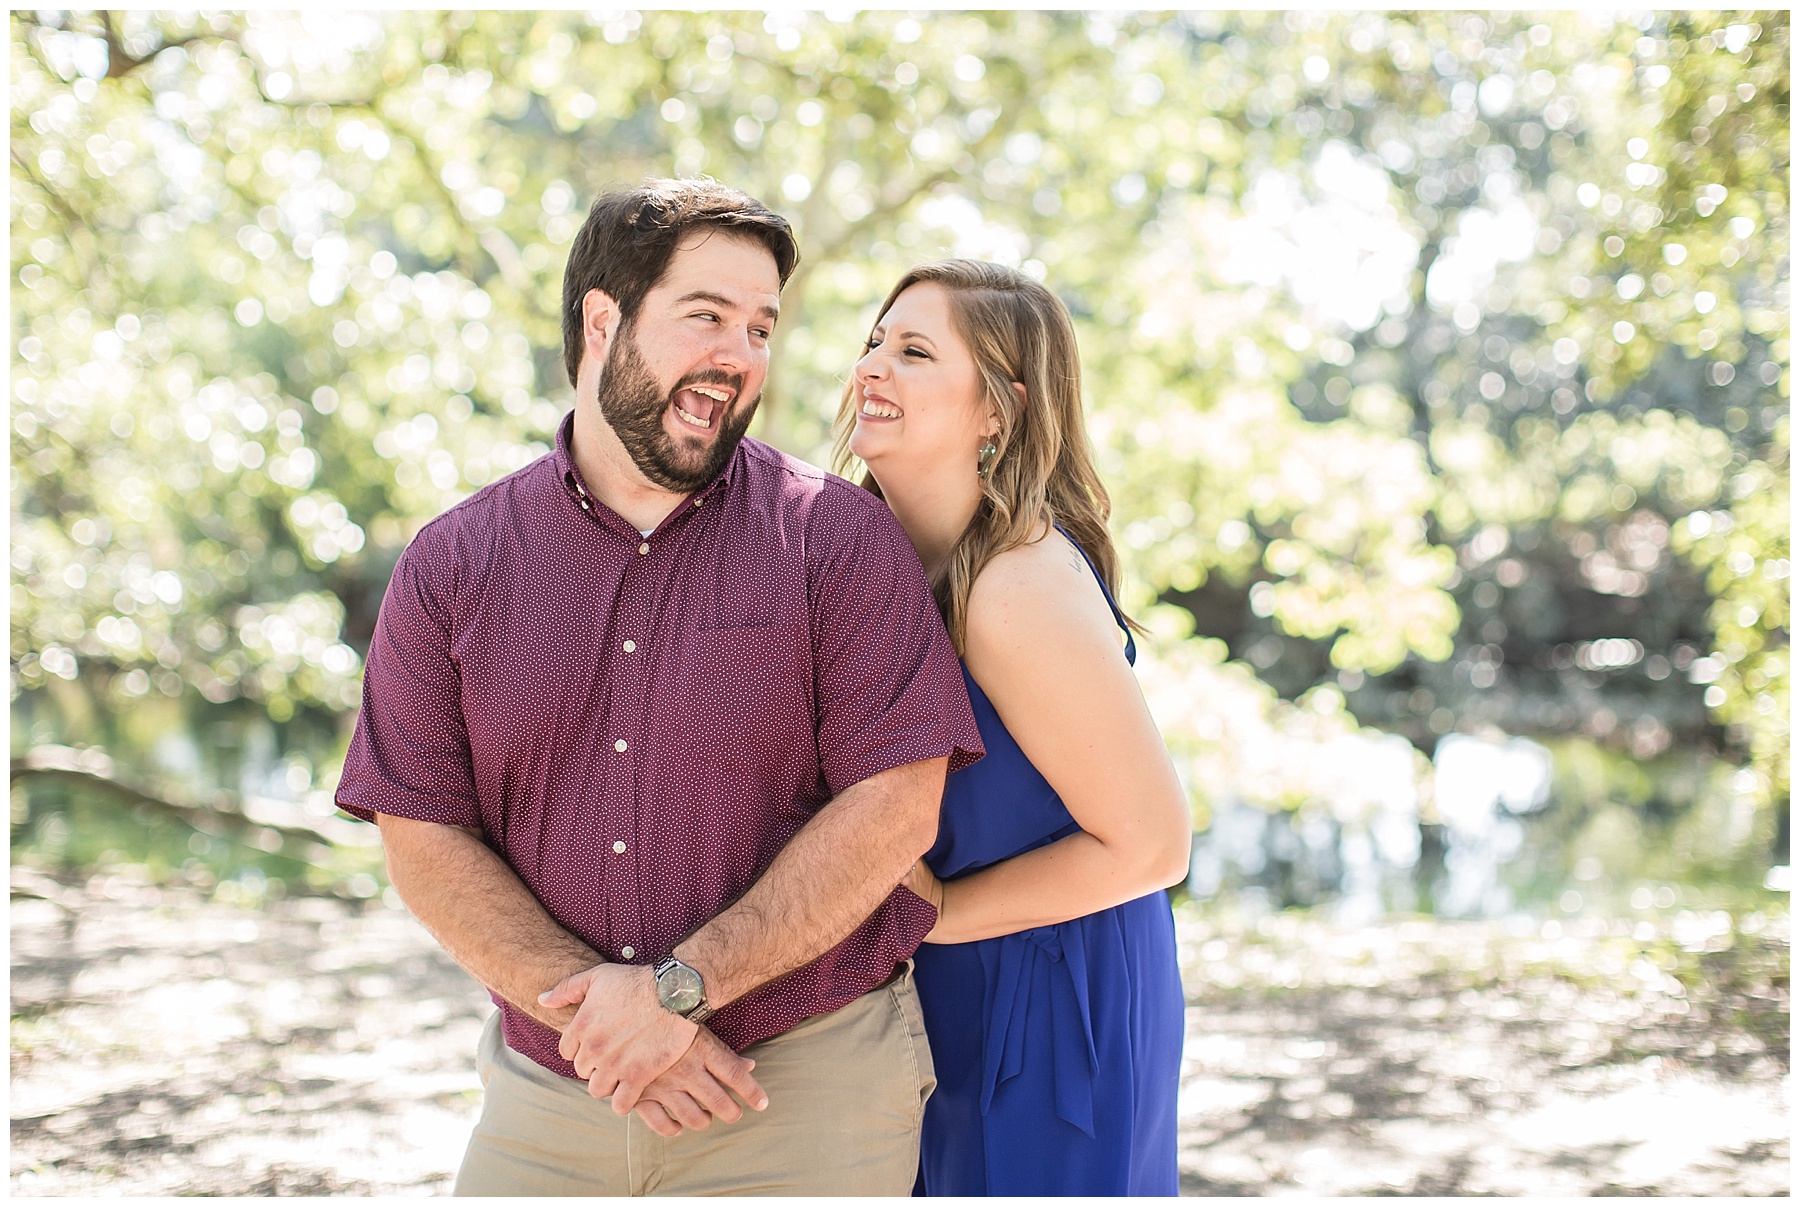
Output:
[537, 962, 768, 1138]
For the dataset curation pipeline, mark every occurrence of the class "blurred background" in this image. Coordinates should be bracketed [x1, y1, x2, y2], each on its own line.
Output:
[10, 9, 1790, 1196]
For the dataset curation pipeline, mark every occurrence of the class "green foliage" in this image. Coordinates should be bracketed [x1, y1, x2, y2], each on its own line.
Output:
[9, 11, 1788, 873]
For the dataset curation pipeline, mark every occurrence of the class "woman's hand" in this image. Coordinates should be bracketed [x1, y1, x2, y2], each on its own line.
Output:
[902, 858, 945, 918]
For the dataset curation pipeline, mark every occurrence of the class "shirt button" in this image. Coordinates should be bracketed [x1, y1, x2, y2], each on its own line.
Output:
[622, 640, 636, 653]
[638, 542, 650, 555]
[613, 739, 627, 752]
[621, 946, 636, 960]
[612, 840, 627, 854]
[693, 499, 703, 509]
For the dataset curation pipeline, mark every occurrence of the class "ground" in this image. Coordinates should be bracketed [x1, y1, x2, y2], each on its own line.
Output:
[10, 867, 1789, 1196]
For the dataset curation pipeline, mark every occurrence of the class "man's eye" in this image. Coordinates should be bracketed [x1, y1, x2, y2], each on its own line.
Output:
[752, 328, 772, 341]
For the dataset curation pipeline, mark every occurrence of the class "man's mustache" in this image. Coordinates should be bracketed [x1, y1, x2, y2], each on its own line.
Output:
[673, 369, 746, 395]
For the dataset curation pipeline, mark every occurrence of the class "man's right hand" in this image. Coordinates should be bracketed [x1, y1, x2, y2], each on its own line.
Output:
[630, 1026, 769, 1137]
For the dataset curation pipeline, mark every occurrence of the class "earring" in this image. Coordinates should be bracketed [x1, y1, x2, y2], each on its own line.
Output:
[977, 439, 999, 478]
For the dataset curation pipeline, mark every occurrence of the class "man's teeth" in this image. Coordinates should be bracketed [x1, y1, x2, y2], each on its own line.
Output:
[690, 386, 730, 403]
[861, 400, 902, 418]
[674, 404, 713, 429]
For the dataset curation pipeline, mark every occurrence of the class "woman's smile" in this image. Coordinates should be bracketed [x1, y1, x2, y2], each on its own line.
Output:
[859, 390, 903, 421]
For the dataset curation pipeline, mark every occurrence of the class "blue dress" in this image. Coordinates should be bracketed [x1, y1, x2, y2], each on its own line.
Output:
[912, 537, 1185, 1196]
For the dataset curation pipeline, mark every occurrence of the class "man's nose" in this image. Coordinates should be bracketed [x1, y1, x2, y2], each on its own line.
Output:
[711, 324, 755, 370]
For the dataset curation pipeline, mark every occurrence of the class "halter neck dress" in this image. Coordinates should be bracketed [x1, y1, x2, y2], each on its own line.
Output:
[911, 532, 1184, 1196]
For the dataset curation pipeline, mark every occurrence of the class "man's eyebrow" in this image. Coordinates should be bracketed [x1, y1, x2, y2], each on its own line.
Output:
[673, 290, 781, 321]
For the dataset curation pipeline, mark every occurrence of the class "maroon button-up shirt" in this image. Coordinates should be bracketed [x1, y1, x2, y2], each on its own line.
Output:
[337, 413, 983, 1074]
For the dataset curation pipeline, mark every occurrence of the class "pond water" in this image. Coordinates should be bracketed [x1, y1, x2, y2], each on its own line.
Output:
[1185, 731, 1783, 922]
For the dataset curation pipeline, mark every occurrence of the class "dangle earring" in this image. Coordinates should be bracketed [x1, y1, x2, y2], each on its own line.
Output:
[977, 439, 999, 479]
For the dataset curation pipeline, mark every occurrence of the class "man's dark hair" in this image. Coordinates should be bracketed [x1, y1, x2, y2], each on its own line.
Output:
[560, 177, 800, 387]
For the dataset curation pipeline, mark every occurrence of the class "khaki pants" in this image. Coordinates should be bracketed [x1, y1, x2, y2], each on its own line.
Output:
[454, 969, 934, 1196]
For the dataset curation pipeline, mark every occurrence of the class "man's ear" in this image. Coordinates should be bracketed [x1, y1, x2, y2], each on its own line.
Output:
[582, 288, 622, 368]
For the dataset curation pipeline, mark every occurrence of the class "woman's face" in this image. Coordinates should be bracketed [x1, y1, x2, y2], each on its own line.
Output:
[848, 282, 995, 480]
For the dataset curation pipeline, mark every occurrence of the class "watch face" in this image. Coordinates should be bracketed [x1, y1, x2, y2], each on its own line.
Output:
[656, 962, 704, 1015]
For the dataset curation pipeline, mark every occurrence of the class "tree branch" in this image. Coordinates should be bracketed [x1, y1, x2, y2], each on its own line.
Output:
[98, 11, 212, 81]
[10, 147, 92, 234]
[12, 746, 375, 853]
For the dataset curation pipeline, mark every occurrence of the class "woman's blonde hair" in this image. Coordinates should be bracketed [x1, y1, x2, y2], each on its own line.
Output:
[831, 259, 1132, 653]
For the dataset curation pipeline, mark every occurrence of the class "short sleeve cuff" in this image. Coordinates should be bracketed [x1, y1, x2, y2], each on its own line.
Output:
[820, 724, 984, 798]
[334, 774, 481, 828]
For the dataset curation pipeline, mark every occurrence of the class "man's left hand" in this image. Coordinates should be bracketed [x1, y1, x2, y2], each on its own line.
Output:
[539, 963, 698, 1112]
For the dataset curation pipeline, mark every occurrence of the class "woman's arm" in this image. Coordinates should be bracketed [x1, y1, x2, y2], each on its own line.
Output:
[921, 530, 1191, 945]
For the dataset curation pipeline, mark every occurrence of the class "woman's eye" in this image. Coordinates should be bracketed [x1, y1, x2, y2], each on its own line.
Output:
[863, 338, 880, 350]
[904, 347, 930, 359]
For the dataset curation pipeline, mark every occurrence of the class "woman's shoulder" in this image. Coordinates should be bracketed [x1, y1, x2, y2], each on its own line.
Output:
[966, 524, 1120, 665]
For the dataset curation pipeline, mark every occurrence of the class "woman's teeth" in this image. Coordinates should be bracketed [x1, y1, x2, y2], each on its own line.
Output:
[861, 399, 902, 418]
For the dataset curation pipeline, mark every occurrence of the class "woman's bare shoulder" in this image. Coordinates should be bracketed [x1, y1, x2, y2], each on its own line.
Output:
[965, 526, 1119, 666]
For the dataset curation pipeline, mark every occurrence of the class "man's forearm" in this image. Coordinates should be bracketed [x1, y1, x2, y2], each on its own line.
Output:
[377, 813, 600, 1030]
[674, 757, 945, 1006]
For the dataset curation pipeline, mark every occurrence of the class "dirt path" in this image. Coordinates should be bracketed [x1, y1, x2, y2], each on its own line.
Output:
[1172, 910, 1788, 1196]
[11, 870, 1789, 1196]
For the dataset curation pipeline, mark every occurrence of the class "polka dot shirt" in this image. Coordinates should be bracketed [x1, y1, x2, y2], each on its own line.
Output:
[337, 412, 983, 1073]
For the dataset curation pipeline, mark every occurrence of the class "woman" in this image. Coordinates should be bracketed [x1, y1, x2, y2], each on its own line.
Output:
[835, 260, 1191, 1196]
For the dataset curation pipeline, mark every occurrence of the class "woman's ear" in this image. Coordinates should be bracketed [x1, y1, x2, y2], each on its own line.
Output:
[582, 288, 622, 367]
[997, 381, 1027, 437]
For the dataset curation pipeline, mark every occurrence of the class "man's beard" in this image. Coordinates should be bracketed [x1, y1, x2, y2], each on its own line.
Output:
[596, 323, 759, 493]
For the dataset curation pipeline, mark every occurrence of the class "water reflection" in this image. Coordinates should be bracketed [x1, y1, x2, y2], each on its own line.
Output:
[1190, 730, 1586, 920]
[1432, 734, 1552, 916]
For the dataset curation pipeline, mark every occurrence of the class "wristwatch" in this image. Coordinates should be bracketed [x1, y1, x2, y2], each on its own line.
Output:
[653, 955, 713, 1023]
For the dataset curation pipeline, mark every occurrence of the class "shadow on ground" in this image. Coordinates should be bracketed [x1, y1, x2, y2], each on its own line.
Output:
[9, 867, 1790, 1196]
[11, 868, 490, 1196]
[1173, 907, 1789, 1196]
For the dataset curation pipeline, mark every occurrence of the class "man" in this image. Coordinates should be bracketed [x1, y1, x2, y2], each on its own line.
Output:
[336, 178, 983, 1195]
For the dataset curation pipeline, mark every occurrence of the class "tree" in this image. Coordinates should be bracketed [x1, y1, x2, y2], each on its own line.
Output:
[11, 11, 1786, 886]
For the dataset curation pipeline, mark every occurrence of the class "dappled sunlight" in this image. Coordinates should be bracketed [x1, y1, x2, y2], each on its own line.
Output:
[11, 872, 487, 1196]
[1174, 905, 1788, 1194]
[8, 9, 1787, 1195]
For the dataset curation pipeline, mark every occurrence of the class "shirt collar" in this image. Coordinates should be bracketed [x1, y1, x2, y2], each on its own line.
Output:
[554, 409, 740, 520]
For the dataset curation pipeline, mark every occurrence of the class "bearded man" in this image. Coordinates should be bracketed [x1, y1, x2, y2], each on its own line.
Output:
[336, 178, 982, 1195]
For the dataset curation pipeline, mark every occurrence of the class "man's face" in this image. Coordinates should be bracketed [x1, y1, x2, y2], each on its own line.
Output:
[594, 232, 781, 492]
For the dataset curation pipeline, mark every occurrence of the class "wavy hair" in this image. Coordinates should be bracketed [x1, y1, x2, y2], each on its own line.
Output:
[832, 259, 1133, 653]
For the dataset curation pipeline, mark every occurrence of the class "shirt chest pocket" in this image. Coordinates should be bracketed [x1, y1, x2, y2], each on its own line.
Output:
[670, 624, 813, 744]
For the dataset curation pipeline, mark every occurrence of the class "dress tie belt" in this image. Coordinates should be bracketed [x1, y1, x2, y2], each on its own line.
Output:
[978, 921, 1100, 1137]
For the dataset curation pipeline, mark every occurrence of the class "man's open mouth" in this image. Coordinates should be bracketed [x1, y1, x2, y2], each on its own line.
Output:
[673, 384, 733, 431]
